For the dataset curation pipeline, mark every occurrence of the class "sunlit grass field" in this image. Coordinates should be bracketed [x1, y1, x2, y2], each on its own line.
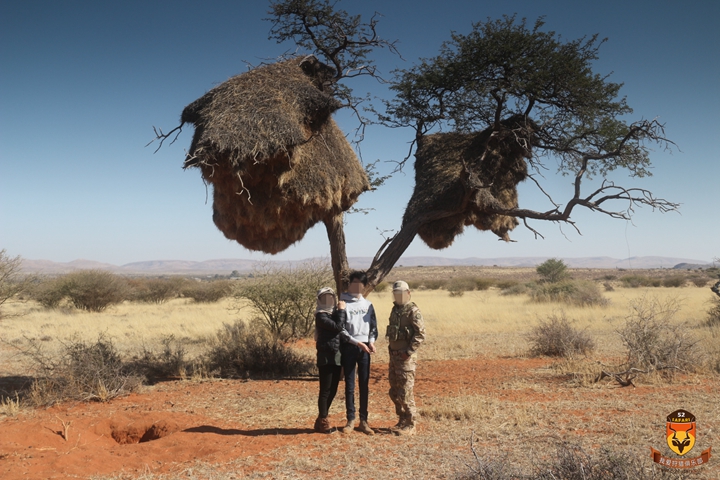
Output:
[1, 286, 715, 368]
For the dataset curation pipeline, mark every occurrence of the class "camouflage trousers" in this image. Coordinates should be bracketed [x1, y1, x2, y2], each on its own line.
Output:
[388, 349, 417, 423]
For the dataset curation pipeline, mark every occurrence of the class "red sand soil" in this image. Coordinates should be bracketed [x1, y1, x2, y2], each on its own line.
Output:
[1, 357, 717, 479]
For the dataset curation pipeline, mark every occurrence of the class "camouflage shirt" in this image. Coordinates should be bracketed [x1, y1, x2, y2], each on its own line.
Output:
[386, 301, 426, 354]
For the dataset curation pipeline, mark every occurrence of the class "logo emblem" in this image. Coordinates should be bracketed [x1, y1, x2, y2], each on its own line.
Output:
[666, 409, 696, 456]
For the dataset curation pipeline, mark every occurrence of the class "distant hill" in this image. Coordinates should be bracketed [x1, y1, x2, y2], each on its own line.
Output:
[19, 256, 713, 275]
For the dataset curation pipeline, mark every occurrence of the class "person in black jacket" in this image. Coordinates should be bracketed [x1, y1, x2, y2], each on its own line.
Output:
[314, 287, 369, 433]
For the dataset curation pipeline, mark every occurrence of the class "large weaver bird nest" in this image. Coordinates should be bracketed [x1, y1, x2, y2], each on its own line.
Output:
[403, 115, 537, 249]
[180, 57, 370, 254]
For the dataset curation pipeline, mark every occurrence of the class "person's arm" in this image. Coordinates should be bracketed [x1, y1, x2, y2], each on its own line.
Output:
[407, 307, 426, 355]
[316, 311, 343, 333]
[367, 304, 378, 353]
[334, 307, 360, 346]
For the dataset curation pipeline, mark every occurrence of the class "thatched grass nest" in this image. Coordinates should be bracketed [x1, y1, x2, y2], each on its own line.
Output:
[181, 57, 369, 254]
[403, 115, 536, 249]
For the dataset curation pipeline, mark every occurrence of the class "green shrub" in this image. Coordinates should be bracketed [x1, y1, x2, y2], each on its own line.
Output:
[234, 262, 331, 340]
[500, 282, 530, 296]
[661, 275, 686, 288]
[206, 321, 313, 378]
[527, 313, 595, 358]
[60, 270, 130, 312]
[495, 279, 519, 290]
[182, 280, 232, 303]
[619, 275, 661, 288]
[536, 258, 569, 283]
[131, 277, 186, 304]
[30, 277, 66, 309]
[127, 335, 199, 381]
[529, 280, 607, 307]
[474, 278, 495, 290]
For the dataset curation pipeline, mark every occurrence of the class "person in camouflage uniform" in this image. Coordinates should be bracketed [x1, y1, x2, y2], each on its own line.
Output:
[386, 280, 426, 435]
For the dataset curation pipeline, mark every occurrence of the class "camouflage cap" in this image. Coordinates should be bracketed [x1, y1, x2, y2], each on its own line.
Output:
[392, 280, 410, 292]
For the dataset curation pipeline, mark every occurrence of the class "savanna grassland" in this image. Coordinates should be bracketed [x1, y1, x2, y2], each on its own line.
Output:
[0, 268, 718, 479]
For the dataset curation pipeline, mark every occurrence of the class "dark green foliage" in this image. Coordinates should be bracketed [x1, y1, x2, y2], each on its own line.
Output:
[536, 258, 569, 283]
[60, 270, 130, 312]
[182, 280, 232, 303]
[527, 313, 595, 358]
[206, 321, 313, 378]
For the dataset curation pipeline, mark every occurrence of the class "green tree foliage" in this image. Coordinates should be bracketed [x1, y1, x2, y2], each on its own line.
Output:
[536, 258, 569, 283]
[234, 262, 332, 340]
[381, 15, 676, 226]
[61, 270, 129, 312]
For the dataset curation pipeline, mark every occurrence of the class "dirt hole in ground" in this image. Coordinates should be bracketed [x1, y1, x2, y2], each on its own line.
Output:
[110, 419, 180, 445]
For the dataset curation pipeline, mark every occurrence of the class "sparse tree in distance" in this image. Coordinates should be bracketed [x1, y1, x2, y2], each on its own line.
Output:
[0, 249, 32, 319]
[536, 258, 570, 283]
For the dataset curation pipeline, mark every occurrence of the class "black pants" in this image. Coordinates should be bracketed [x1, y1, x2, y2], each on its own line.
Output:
[341, 343, 371, 421]
[317, 364, 342, 418]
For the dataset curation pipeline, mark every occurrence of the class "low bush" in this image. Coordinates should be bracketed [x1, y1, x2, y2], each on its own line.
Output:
[495, 279, 519, 290]
[130, 277, 186, 304]
[616, 295, 700, 378]
[423, 278, 449, 290]
[447, 277, 476, 297]
[661, 275, 686, 288]
[500, 282, 530, 296]
[127, 335, 199, 381]
[29, 277, 66, 309]
[61, 270, 130, 312]
[527, 313, 595, 358]
[28, 335, 142, 405]
[619, 275, 661, 288]
[205, 321, 313, 378]
[374, 281, 389, 292]
[529, 280, 608, 307]
[689, 276, 708, 287]
[473, 278, 495, 290]
[182, 280, 232, 303]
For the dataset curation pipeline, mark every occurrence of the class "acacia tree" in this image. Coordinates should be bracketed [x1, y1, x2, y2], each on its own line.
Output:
[265, 5, 677, 293]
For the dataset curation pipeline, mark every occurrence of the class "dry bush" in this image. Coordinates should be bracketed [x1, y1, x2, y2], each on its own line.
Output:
[27, 335, 142, 405]
[529, 280, 608, 307]
[620, 275, 661, 288]
[690, 276, 708, 288]
[447, 277, 476, 297]
[182, 280, 232, 303]
[29, 276, 66, 309]
[0, 249, 33, 318]
[205, 321, 313, 378]
[526, 313, 595, 358]
[461, 442, 681, 480]
[130, 277, 186, 304]
[233, 261, 331, 340]
[500, 282, 529, 295]
[616, 295, 700, 379]
[705, 297, 720, 328]
[374, 281, 389, 292]
[127, 335, 202, 381]
[60, 270, 130, 312]
[662, 275, 686, 288]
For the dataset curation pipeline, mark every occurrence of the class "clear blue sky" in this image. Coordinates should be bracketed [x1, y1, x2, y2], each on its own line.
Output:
[1, 0, 718, 265]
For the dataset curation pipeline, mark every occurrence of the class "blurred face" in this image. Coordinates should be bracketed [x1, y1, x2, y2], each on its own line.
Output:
[348, 279, 364, 296]
[393, 290, 410, 306]
[318, 293, 335, 310]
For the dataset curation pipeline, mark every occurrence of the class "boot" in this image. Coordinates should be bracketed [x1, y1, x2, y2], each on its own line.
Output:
[314, 417, 332, 434]
[358, 419, 375, 436]
[341, 419, 354, 434]
[389, 416, 405, 431]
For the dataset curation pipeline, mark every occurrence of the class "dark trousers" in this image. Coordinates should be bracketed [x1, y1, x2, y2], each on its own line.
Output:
[318, 364, 342, 418]
[341, 342, 371, 421]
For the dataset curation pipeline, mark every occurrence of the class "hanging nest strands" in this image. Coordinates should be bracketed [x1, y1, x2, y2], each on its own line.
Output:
[181, 57, 370, 254]
[403, 115, 536, 249]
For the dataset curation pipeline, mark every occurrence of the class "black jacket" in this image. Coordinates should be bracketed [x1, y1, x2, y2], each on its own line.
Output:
[315, 308, 347, 354]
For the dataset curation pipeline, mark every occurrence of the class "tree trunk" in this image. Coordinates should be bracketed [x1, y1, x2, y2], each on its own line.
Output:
[323, 213, 349, 294]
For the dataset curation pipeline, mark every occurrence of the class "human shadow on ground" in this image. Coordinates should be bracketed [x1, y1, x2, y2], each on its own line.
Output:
[184, 425, 315, 436]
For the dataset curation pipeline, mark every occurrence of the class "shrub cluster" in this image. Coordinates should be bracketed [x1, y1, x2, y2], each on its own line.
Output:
[206, 321, 313, 378]
[619, 275, 661, 288]
[129, 277, 186, 304]
[617, 296, 700, 378]
[182, 279, 232, 303]
[527, 313, 595, 358]
[528, 280, 608, 307]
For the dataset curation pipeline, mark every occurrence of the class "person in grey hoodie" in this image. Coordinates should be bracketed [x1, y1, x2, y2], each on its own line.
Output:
[339, 271, 378, 435]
